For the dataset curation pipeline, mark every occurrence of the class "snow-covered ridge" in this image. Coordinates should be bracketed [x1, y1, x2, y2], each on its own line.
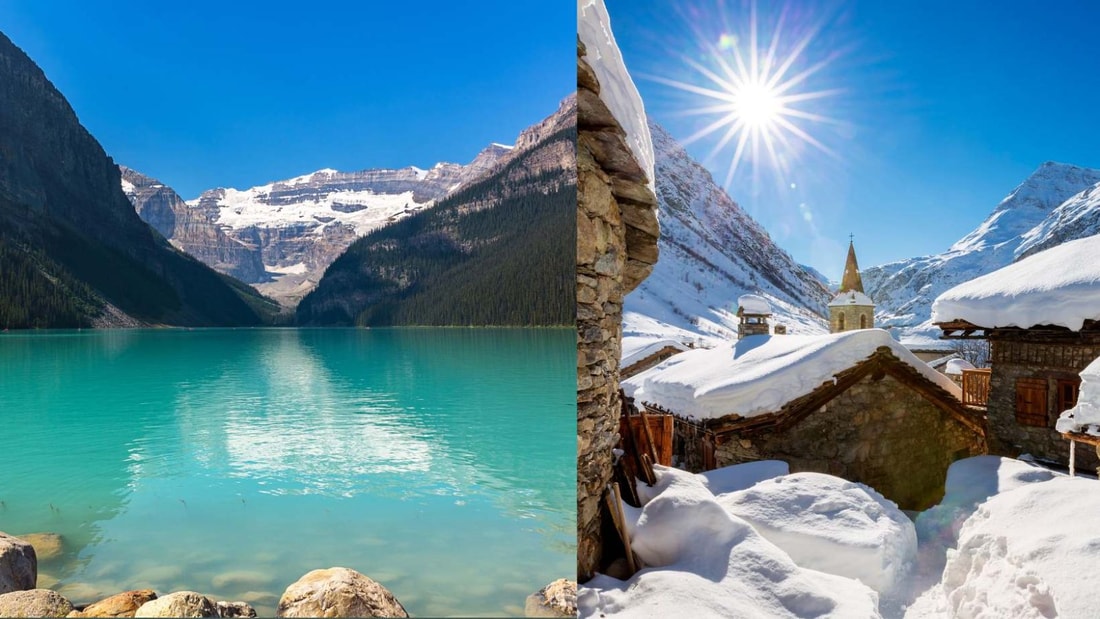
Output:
[865, 162, 1100, 342]
[185, 164, 464, 236]
[625, 328, 960, 420]
[577, 0, 655, 190]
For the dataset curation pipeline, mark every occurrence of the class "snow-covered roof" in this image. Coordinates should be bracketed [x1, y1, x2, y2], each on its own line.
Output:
[620, 336, 688, 369]
[944, 358, 976, 375]
[737, 294, 772, 316]
[577, 0, 655, 192]
[932, 233, 1100, 331]
[1056, 353, 1100, 436]
[827, 290, 874, 308]
[623, 328, 961, 420]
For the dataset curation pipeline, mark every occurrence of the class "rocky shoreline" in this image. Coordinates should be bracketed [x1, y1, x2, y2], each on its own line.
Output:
[0, 532, 576, 618]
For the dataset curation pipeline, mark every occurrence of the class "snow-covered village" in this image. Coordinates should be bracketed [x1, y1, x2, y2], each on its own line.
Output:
[577, 1, 1100, 617]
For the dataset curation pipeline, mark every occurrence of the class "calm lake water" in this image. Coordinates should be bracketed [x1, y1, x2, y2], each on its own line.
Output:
[0, 328, 575, 617]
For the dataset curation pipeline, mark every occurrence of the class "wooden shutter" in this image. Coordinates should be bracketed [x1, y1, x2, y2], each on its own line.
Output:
[1057, 379, 1081, 413]
[1015, 377, 1048, 427]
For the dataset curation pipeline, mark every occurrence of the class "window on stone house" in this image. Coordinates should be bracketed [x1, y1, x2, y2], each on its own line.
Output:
[1015, 377, 1048, 427]
[1057, 378, 1081, 413]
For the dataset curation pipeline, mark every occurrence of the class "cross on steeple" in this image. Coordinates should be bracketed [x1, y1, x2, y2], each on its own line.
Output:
[849, 233, 854, 243]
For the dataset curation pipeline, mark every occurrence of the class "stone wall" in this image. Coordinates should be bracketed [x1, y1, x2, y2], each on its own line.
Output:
[987, 337, 1100, 472]
[829, 306, 874, 333]
[576, 39, 659, 581]
[712, 373, 986, 510]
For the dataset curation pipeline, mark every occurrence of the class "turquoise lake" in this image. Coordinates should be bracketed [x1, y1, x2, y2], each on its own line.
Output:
[0, 328, 575, 617]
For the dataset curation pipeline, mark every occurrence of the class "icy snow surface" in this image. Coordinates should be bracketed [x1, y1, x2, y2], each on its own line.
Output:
[910, 474, 1098, 619]
[583, 457, 1098, 619]
[577, 0, 655, 190]
[579, 465, 882, 619]
[718, 473, 917, 603]
[620, 336, 688, 370]
[623, 328, 961, 420]
[1056, 352, 1100, 433]
[907, 456, 1063, 617]
[931, 233, 1100, 331]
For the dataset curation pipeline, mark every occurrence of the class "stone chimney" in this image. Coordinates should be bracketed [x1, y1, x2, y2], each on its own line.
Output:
[737, 294, 772, 339]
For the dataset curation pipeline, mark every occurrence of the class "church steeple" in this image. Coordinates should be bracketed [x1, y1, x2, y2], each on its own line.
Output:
[839, 238, 865, 293]
[829, 236, 874, 333]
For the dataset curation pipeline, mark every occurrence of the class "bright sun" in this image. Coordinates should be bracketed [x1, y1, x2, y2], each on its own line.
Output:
[735, 81, 782, 129]
[645, 3, 843, 189]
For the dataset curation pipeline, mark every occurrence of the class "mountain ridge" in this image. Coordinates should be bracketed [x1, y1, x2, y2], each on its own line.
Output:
[0, 30, 275, 328]
[124, 95, 576, 309]
[296, 96, 576, 327]
[865, 161, 1100, 340]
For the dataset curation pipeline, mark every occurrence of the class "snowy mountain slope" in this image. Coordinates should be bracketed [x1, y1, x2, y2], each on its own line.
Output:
[1016, 178, 1100, 259]
[623, 123, 832, 343]
[864, 162, 1100, 340]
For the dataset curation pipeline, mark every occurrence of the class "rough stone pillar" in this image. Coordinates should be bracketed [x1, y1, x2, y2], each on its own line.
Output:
[576, 38, 659, 581]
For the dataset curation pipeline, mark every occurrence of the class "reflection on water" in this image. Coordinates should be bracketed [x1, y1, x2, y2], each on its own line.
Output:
[0, 328, 575, 617]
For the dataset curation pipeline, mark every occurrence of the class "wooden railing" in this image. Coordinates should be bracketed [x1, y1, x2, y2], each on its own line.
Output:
[961, 368, 992, 407]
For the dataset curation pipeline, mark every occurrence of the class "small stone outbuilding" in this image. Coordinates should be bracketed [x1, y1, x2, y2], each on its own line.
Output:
[625, 329, 987, 510]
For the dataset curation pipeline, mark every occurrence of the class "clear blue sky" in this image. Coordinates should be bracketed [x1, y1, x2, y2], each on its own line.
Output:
[606, 0, 1100, 281]
[0, 1, 573, 198]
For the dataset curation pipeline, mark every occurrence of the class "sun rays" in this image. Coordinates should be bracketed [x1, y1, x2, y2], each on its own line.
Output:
[644, 2, 846, 191]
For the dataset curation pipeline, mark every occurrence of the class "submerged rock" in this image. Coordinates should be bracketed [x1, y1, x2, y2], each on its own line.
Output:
[78, 589, 157, 618]
[215, 601, 257, 618]
[19, 533, 63, 562]
[0, 588, 74, 617]
[276, 567, 408, 618]
[0, 532, 37, 594]
[525, 579, 577, 617]
[134, 591, 218, 618]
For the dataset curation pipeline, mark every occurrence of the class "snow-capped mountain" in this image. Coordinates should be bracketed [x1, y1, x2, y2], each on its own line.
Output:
[123, 95, 576, 308]
[623, 122, 833, 343]
[865, 162, 1100, 340]
[1017, 177, 1100, 259]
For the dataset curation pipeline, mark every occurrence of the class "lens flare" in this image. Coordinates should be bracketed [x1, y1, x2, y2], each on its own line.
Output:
[645, 2, 845, 191]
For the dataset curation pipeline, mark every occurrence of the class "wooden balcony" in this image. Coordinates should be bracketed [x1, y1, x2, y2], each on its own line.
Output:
[961, 368, 992, 407]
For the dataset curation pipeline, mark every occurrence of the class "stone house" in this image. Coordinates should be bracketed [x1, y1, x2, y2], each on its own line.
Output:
[575, 25, 660, 581]
[935, 322, 1099, 472]
[932, 234, 1100, 473]
[624, 328, 987, 510]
